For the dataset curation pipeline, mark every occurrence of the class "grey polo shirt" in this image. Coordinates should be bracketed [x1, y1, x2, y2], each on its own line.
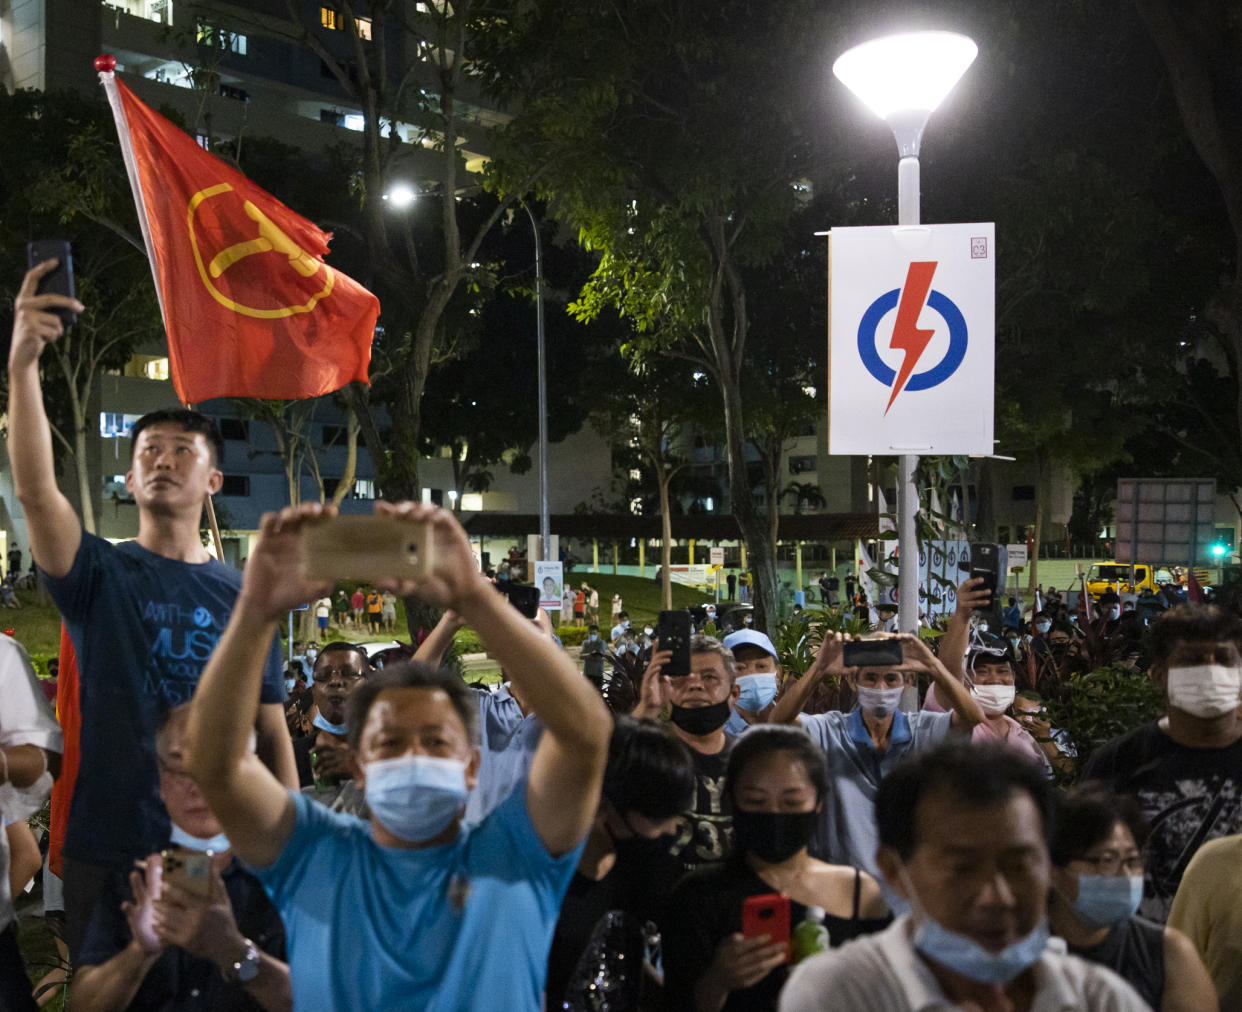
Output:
[779, 917, 1149, 1011]
[464, 684, 544, 826]
[800, 707, 952, 876]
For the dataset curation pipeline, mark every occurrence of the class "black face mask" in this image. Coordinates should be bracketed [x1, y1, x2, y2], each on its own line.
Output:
[732, 810, 818, 864]
[669, 699, 731, 736]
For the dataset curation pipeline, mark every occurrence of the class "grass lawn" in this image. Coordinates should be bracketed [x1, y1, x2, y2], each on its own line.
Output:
[7, 571, 715, 672]
[556, 571, 716, 626]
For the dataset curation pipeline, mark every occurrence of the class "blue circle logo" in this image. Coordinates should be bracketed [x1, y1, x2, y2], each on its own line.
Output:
[192, 606, 214, 628]
[857, 289, 969, 391]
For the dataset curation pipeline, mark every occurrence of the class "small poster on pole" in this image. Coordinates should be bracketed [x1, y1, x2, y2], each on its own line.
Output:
[535, 561, 564, 610]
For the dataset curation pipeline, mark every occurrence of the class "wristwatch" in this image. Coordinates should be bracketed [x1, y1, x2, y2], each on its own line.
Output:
[228, 938, 260, 983]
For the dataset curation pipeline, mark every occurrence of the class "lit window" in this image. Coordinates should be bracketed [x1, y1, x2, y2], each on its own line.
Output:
[354, 479, 376, 499]
[343, 114, 365, 131]
[356, 16, 372, 39]
[320, 6, 340, 29]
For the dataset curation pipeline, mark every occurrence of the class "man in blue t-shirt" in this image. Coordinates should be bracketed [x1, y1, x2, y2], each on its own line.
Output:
[186, 501, 613, 1010]
[6, 261, 295, 961]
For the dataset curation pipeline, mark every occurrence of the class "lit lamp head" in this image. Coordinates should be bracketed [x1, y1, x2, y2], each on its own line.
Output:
[832, 31, 978, 157]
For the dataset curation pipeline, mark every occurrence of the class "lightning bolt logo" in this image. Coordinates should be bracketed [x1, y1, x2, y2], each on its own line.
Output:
[884, 261, 940, 415]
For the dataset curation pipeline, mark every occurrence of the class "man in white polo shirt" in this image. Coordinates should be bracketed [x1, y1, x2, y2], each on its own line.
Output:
[780, 742, 1147, 1011]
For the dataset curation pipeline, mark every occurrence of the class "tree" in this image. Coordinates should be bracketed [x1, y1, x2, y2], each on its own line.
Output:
[589, 356, 710, 609]
[482, 0, 833, 632]
[1135, 0, 1242, 467]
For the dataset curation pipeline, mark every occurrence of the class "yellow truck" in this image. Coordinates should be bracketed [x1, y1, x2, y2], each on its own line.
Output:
[1084, 561, 1204, 601]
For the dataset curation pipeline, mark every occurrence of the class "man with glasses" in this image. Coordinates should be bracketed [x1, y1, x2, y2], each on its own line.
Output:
[72, 704, 290, 1011]
[293, 642, 371, 816]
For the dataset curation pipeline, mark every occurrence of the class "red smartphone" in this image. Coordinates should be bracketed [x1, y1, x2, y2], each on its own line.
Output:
[742, 892, 791, 962]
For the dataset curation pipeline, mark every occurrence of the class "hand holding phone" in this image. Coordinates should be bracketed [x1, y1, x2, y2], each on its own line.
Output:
[656, 610, 691, 676]
[841, 638, 904, 668]
[159, 847, 213, 899]
[26, 240, 77, 328]
[742, 893, 791, 963]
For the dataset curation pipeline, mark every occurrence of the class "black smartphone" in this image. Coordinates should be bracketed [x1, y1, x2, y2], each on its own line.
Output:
[657, 609, 692, 676]
[969, 542, 1005, 610]
[26, 240, 76, 328]
[842, 639, 904, 667]
[497, 580, 540, 619]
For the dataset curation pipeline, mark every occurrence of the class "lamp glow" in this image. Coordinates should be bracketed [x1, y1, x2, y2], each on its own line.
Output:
[832, 31, 978, 120]
[385, 183, 416, 209]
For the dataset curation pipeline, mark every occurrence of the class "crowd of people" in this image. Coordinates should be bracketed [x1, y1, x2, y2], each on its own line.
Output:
[6, 258, 1242, 1011]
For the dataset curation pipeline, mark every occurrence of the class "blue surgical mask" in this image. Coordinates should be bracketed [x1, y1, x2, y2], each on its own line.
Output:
[285, 677, 298, 693]
[912, 914, 1049, 984]
[169, 822, 230, 853]
[313, 712, 348, 736]
[901, 867, 1049, 984]
[737, 673, 778, 711]
[1035, 620, 1051, 634]
[1071, 874, 1143, 927]
[364, 754, 468, 844]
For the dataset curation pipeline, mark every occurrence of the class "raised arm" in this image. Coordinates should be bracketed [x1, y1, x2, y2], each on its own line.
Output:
[939, 577, 990, 686]
[6, 261, 85, 578]
[376, 503, 611, 857]
[186, 504, 335, 868]
[768, 634, 849, 728]
[413, 608, 466, 670]
[902, 635, 985, 731]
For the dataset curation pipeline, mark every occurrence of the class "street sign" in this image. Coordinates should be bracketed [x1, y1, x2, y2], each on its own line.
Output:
[1007, 544, 1028, 569]
[1115, 478, 1216, 565]
[828, 223, 995, 455]
[709, 547, 725, 567]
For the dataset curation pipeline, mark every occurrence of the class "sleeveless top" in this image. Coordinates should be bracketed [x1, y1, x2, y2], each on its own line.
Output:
[1067, 915, 1165, 1010]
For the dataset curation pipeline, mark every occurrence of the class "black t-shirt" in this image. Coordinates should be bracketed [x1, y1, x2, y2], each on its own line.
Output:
[1067, 916, 1165, 1010]
[546, 842, 683, 1011]
[670, 744, 734, 878]
[77, 857, 286, 1012]
[662, 858, 890, 1011]
[1083, 721, 1242, 921]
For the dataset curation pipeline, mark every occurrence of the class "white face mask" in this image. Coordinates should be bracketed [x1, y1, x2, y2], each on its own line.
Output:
[1104, 605, 1121, 621]
[1167, 665, 1242, 719]
[971, 683, 1016, 716]
[856, 685, 903, 718]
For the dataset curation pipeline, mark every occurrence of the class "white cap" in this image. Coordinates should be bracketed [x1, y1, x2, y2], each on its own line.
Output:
[723, 629, 778, 659]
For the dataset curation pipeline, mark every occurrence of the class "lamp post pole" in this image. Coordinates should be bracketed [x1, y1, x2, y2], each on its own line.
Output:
[521, 199, 551, 562]
[833, 31, 977, 635]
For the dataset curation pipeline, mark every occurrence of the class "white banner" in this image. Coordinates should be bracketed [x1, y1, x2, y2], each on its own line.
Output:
[669, 564, 713, 589]
[829, 223, 995, 455]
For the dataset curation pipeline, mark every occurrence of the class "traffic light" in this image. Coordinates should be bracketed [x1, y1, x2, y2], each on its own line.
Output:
[1211, 540, 1231, 559]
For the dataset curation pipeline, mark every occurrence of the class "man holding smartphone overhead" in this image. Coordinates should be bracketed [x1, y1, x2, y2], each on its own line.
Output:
[768, 633, 984, 883]
[184, 501, 612, 1011]
[7, 260, 296, 962]
[633, 633, 742, 877]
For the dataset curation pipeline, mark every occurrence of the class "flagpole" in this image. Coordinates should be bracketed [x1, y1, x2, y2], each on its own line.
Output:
[96, 56, 166, 328]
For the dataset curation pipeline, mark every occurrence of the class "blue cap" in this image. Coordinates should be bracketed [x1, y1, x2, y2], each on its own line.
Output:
[723, 629, 778, 660]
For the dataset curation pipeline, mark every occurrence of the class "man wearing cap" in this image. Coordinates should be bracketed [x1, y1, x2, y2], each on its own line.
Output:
[721, 629, 781, 736]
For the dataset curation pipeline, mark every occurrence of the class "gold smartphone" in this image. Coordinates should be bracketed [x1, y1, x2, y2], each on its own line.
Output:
[160, 848, 212, 898]
[299, 514, 433, 583]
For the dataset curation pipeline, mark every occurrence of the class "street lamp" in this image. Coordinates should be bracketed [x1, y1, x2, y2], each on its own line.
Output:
[519, 199, 551, 563]
[833, 30, 977, 634]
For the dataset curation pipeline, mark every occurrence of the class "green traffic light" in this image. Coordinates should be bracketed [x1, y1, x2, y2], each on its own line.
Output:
[1211, 543, 1229, 558]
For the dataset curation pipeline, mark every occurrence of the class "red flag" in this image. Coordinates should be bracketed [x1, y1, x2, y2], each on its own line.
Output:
[100, 68, 377, 402]
[49, 624, 80, 879]
[1188, 570, 1205, 603]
